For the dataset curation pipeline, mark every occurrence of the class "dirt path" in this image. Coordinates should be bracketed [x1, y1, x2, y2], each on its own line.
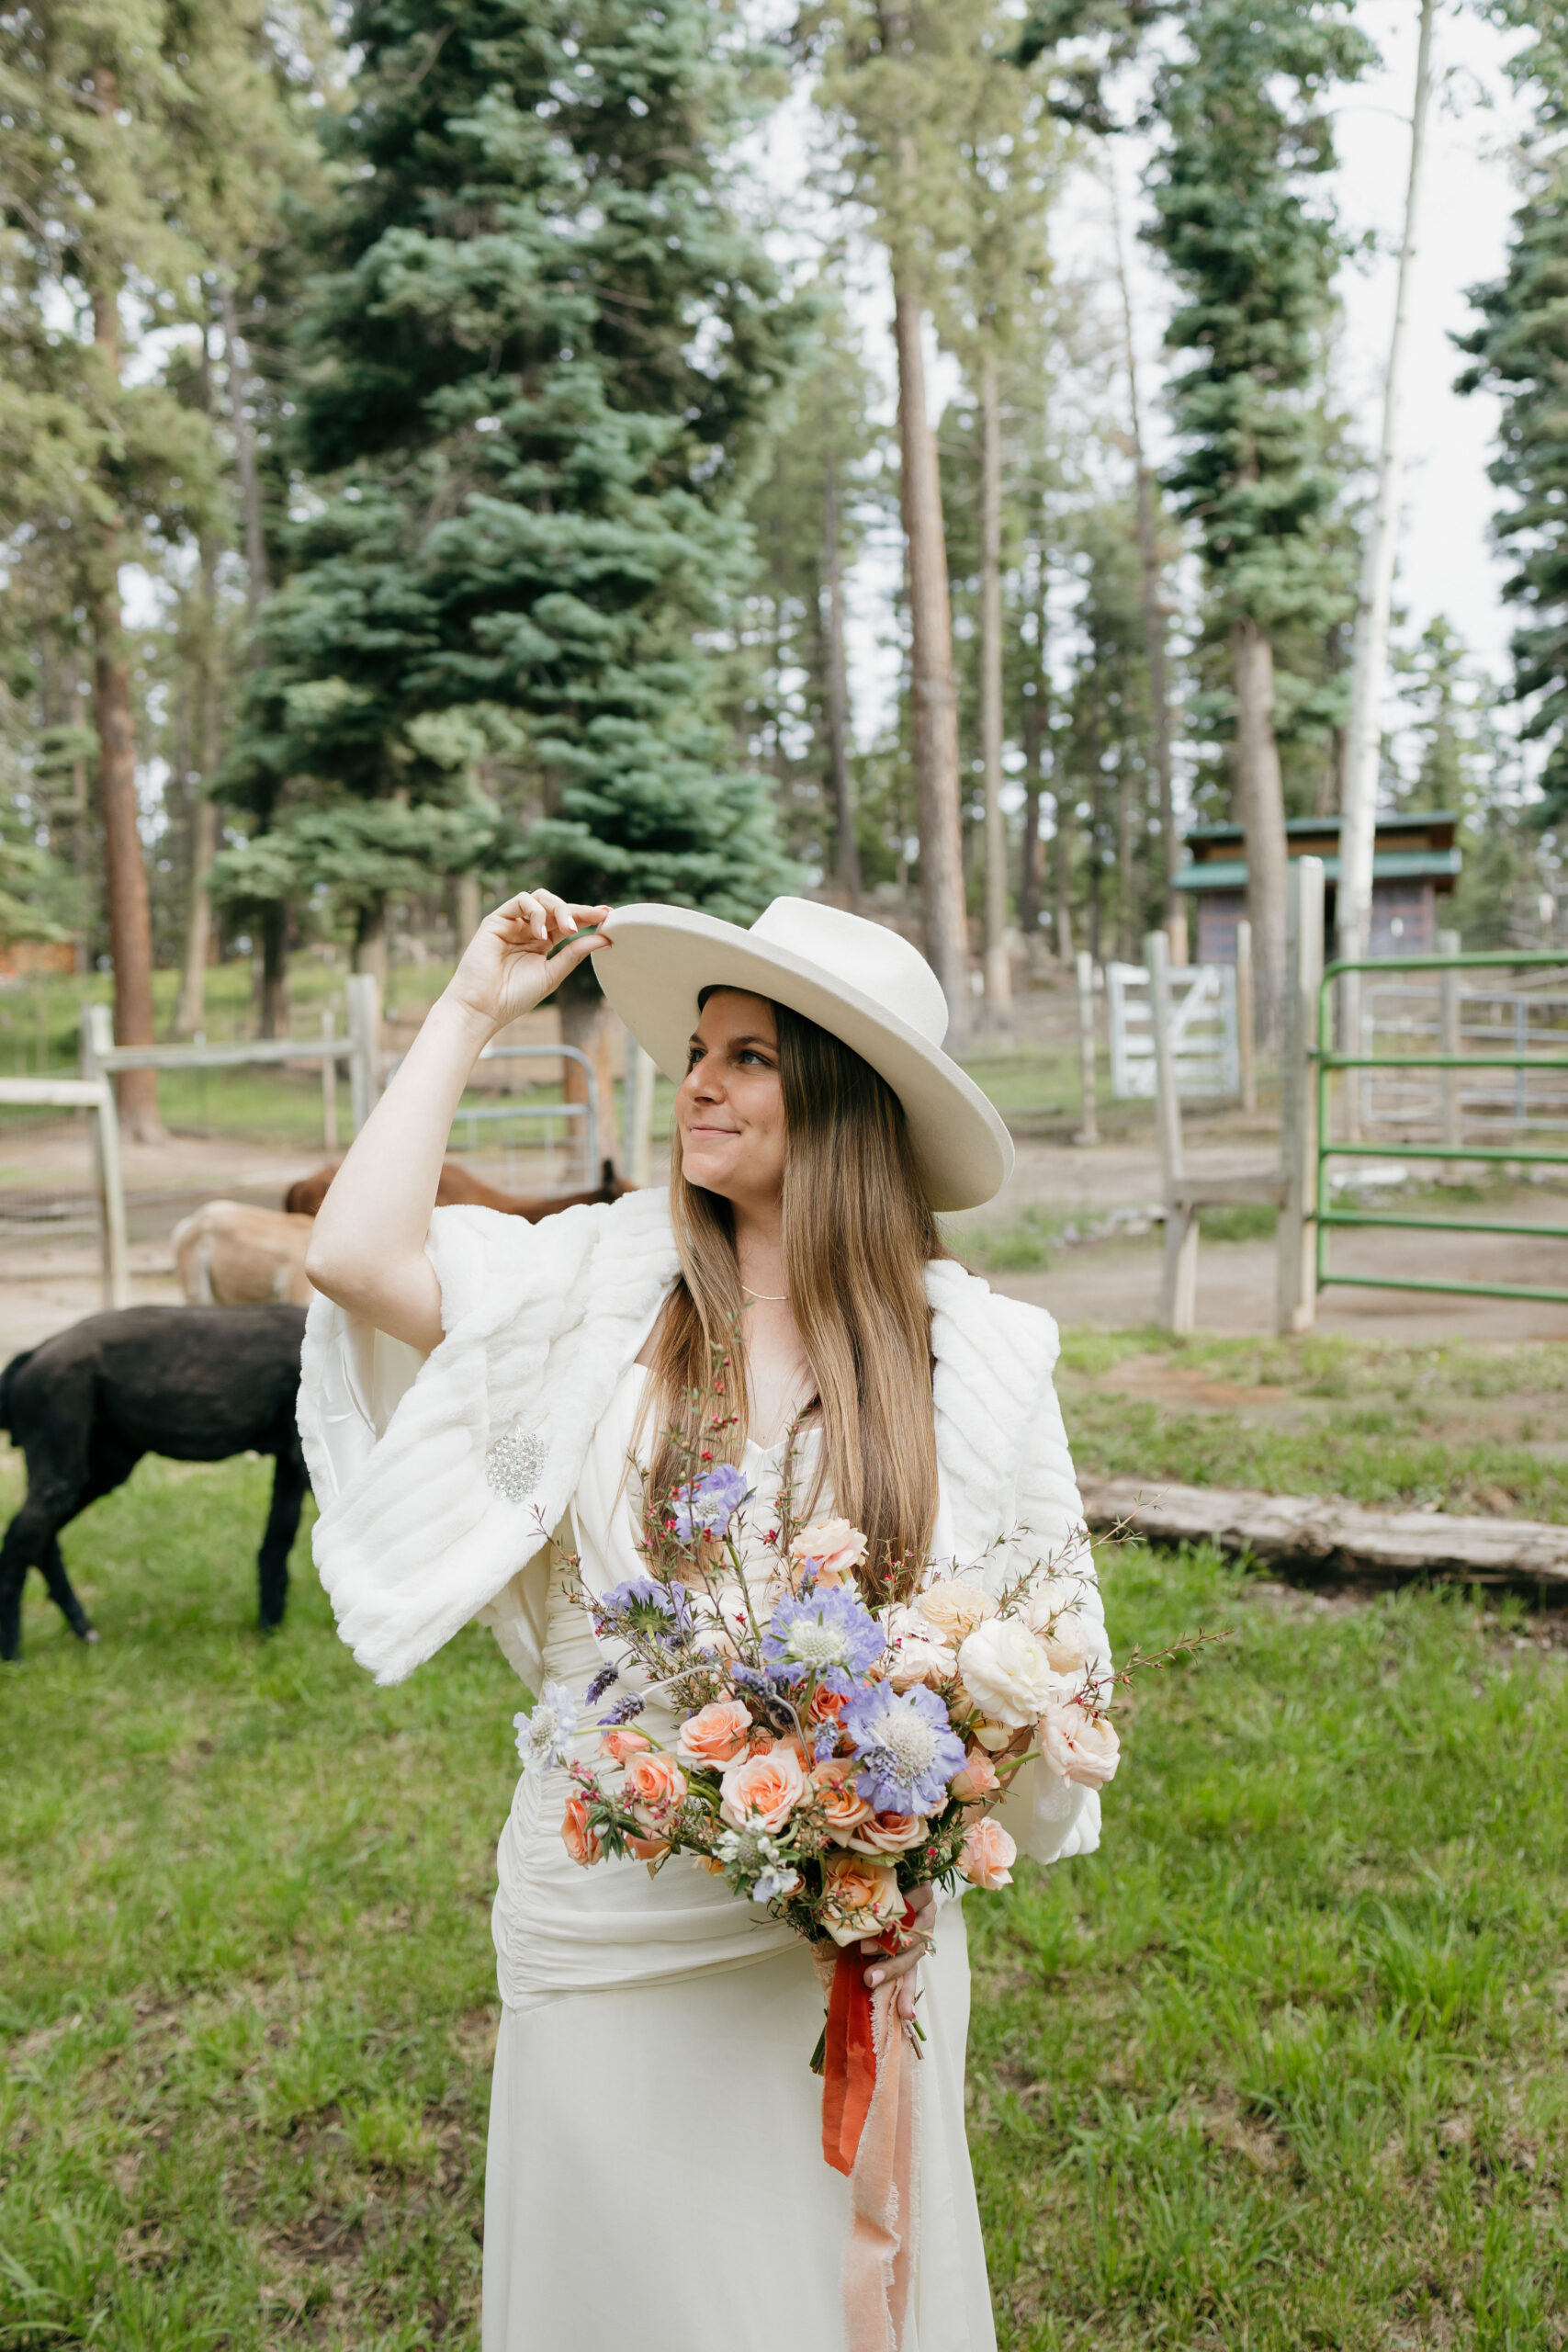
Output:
[982, 1133, 1568, 1342]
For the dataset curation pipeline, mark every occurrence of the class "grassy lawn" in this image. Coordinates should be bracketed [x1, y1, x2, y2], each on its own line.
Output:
[5, 1444, 1566, 2348]
[1058, 1329, 1568, 1523]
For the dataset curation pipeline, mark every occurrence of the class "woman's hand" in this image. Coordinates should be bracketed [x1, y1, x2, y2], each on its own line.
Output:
[445, 888, 611, 1038]
[861, 1881, 935, 2021]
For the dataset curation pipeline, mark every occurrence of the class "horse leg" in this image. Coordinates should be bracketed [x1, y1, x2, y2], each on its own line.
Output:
[256, 1442, 307, 1632]
[39, 1532, 96, 1644]
[0, 1498, 75, 1663]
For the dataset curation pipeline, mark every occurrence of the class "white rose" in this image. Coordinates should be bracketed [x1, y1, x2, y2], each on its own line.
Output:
[957, 1617, 1071, 1729]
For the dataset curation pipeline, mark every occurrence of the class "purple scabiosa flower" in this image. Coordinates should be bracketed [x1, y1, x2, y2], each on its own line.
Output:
[594, 1576, 694, 1638]
[761, 1586, 884, 1694]
[845, 1680, 966, 1815]
[671, 1463, 750, 1543]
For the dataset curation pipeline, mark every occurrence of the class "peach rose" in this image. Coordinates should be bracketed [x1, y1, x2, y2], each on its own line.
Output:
[676, 1698, 753, 1769]
[599, 1726, 652, 1763]
[1038, 1700, 1121, 1790]
[623, 1749, 689, 1827]
[789, 1517, 869, 1588]
[916, 1577, 998, 1645]
[818, 1851, 904, 1948]
[811, 1758, 874, 1843]
[951, 1746, 1000, 1804]
[960, 1817, 1017, 1891]
[719, 1744, 807, 1833]
[626, 1833, 670, 1863]
[847, 1810, 929, 1856]
[559, 1795, 601, 1866]
[808, 1684, 851, 1729]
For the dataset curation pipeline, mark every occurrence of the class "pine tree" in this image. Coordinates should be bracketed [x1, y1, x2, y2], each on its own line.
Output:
[739, 287, 884, 902]
[227, 0, 803, 1074]
[1145, 0, 1371, 1037]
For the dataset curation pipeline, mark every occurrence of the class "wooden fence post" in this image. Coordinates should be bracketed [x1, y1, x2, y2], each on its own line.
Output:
[1276, 856, 1325, 1334]
[1235, 918, 1257, 1113]
[346, 975, 382, 1136]
[78, 1006, 129, 1307]
[1148, 929, 1198, 1332]
[1074, 950, 1100, 1146]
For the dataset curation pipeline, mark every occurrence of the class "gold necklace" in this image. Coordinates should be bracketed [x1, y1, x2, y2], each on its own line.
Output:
[740, 1283, 789, 1303]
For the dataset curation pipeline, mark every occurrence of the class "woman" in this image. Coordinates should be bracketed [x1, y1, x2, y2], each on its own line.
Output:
[299, 888, 1106, 2352]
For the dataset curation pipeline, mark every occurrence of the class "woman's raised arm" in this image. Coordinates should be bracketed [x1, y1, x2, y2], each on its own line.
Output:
[304, 890, 610, 1351]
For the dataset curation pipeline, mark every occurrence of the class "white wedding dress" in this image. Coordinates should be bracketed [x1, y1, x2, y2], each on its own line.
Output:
[480, 1362, 998, 2352]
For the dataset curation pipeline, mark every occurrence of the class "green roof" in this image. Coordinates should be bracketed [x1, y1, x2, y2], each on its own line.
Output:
[1173, 848, 1462, 892]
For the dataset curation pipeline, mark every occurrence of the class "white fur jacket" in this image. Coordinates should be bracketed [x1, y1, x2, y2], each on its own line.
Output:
[297, 1185, 1107, 1864]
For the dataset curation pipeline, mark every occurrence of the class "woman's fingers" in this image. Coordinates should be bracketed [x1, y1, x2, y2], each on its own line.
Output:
[493, 889, 609, 948]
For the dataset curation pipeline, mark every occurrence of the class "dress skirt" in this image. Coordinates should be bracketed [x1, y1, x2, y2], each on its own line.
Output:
[479, 1573, 998, 2352]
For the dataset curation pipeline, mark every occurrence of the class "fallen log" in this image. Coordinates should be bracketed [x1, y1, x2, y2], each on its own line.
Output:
[1077, 1473, 1568, 1590]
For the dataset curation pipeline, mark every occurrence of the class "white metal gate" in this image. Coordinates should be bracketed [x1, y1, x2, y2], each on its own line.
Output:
[1108, 960, 1240, 1102]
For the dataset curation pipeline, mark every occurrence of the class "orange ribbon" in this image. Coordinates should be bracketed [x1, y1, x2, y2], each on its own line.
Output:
[820, 1912, 920, 2352]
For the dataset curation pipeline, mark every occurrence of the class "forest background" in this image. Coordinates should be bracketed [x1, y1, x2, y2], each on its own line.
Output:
[3, 0, 1568, 1138]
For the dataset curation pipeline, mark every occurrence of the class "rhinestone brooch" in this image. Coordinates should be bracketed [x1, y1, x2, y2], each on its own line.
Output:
[486, 1423, 547, 1505]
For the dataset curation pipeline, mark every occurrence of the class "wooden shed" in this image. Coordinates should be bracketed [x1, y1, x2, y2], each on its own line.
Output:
[1175, 811, 1461, 965]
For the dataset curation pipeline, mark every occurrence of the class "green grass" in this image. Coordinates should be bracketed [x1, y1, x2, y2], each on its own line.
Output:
[1058, 1329, 1568, 1520]
[969, 1539, 1568, 2349]
[5, 1451, 1567, 2346]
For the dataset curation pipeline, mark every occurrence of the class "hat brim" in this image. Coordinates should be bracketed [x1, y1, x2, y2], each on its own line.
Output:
[597, 903, 1013, 1213]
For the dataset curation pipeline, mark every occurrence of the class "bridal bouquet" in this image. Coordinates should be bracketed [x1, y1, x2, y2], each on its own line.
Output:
[513, 1408, 1129, 1964]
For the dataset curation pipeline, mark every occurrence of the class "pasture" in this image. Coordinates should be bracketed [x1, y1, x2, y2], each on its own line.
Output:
[2, 1418, 1566, 2350]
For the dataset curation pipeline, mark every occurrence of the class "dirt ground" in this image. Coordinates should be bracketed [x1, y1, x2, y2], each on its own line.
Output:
[987, 1129, 1568, 1343]
[1, 1111, 1566, 1354]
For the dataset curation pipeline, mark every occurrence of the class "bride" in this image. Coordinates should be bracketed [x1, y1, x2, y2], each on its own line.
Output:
[299, 887, 1107, 2352]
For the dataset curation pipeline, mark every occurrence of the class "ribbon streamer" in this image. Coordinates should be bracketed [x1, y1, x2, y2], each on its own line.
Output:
[820, 1919, 920, 2351]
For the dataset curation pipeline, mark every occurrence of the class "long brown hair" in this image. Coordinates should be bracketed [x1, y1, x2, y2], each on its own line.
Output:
[643, 994, 942, 1598]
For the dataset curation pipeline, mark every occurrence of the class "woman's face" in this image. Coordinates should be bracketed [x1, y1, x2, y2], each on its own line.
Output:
[675, 990, 786, 1212]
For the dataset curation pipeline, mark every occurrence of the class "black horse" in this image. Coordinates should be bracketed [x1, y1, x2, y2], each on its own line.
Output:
[0, 1304, 309, 1661]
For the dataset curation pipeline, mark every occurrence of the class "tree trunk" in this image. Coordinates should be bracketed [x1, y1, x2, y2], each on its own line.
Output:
[354, 897, 388, 990]
[175, 543, 221, 1038]
[1054, 784, 1074, 962]
[1231, 616, 1289, 1044]
[257, 902, 288, 1038]
[1337, 0, 1436, 970]
[979, 353, 1009, 1012]
[889, 229, 968, 1042]
[1111, 166, 1182, 964]
[456, 870, 482, 951]
[221, 282, 269, 625]
[88, 277, 160, 1138]
[821, 467, 861, 905]
[1117, 758, 1137, 963]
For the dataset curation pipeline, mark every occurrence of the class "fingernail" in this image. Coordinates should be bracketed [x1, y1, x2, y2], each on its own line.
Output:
[867, 1970, 882, 1987]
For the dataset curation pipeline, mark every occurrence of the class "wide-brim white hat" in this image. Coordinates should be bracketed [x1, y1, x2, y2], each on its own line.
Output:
[598, 897, 1012, 1212]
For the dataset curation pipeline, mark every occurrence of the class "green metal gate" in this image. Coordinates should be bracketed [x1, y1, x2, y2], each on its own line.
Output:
[1315, 951, 1568, 1309]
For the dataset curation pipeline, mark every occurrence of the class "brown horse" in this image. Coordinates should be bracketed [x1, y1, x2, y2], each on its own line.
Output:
[283, 1156, 634, 1220]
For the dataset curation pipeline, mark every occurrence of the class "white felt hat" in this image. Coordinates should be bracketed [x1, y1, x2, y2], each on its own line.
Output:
[598, 897, 1012, 1212]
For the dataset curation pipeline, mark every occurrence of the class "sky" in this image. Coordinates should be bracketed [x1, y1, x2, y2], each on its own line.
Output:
[756, 0, 1539, 761]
